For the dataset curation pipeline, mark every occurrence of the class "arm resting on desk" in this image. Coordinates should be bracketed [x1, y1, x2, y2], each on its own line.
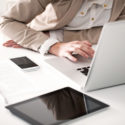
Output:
[0, 0, 51, 52]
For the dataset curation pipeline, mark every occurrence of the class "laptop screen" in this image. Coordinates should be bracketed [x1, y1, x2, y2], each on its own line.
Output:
[6, 87, 109, 125]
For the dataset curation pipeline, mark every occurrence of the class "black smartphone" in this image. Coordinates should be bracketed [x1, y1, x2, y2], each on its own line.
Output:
[6, 87, 109, 125]
[10, 56, 40, 71]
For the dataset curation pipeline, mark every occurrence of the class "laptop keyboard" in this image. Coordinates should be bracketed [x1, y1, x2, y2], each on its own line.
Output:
[77, 66, 90, 76]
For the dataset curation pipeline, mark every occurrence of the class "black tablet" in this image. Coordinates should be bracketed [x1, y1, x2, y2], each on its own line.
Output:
[6, 87, 109, 125]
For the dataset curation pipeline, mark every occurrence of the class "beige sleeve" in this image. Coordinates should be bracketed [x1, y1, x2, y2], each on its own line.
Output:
[0, 0, 51, 51]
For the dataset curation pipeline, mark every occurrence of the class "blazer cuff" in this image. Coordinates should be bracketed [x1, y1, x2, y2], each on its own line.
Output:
[39, 38, 59, 55]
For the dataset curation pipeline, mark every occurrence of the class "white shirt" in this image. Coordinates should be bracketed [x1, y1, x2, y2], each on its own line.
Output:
[39, 0, 113, 55]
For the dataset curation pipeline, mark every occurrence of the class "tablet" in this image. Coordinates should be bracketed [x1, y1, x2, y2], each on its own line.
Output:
[6, 87, 109, 125]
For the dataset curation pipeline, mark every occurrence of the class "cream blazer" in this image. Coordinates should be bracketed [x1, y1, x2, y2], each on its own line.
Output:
[0, 0, 125, 51]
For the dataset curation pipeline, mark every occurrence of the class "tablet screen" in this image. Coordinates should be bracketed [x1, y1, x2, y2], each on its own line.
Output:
[6, 87, 109, 125]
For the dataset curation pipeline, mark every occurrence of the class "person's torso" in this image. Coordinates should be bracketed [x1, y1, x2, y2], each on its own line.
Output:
[28, 0, 125, 31]
[64, 0, 113, 30]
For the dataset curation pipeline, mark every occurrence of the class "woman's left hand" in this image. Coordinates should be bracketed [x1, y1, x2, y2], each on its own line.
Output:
[3, 40, 22, 48]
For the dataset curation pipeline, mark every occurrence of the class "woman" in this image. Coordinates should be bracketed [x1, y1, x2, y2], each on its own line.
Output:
[0, 0, 125, 61]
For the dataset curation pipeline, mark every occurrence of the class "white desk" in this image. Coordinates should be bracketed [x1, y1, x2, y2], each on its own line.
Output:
[0, 35, 125, 125]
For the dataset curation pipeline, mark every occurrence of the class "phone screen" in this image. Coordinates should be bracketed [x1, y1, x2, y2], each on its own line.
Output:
[10, 56, 38, 69]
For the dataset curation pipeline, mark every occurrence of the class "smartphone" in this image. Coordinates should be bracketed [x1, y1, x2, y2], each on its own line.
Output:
[10, 56, 40, 71]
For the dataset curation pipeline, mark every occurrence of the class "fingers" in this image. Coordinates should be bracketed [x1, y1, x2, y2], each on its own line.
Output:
[3, 40, 22, 48]
[3, 40, 14, 47]
[71, 41, 94, 58]
[48, 40, 95, 62]
[82, 45, 94, 57]
[3, 42, 17, 47]
[13, 45, 22, 48]
[82, 40, 92, 47]
[75, 48, 89, 58]
[3, 40, 15, 44]
[64, 52, 77, 62]
[72, 40, 92, 47]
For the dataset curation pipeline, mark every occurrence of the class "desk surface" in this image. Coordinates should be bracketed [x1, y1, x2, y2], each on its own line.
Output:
[0, 36, 125, 125]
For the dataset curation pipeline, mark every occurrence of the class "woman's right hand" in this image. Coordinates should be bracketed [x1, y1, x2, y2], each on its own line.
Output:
[49, 40, 95, 62]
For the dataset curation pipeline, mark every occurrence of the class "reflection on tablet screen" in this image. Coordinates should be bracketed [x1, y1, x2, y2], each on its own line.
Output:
[6, 87, 109, 125]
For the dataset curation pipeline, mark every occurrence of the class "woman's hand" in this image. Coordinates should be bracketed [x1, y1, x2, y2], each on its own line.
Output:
[2, 32, 50, 49]
[49, 41, 95, 62]
[3, 40, 22, 48]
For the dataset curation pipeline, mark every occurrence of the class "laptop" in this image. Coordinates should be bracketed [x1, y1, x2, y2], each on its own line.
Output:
[44, 21, 125, 91]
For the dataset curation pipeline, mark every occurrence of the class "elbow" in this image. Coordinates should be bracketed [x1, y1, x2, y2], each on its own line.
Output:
[0, 16, 13, 31]
[0, 16, 6, 30]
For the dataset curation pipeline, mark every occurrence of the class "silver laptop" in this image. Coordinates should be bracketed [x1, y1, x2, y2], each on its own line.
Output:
[44, 21, 125, 91]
